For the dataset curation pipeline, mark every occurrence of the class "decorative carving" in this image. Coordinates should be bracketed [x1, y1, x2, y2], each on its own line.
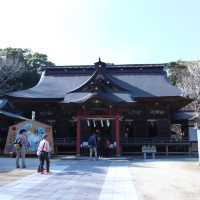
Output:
[150, 110, 165, 115]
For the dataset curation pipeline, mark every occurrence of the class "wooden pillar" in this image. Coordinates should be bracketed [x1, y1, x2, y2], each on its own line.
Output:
[115, 113, 121, 156]
[55, 145, 58, 154]
[76, 115, 81, 156]
[166, 145, 168, 156]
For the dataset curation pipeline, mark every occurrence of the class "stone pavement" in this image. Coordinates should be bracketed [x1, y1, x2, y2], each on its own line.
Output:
[0, 158, 139, 200]
[0, 157, 199, 200]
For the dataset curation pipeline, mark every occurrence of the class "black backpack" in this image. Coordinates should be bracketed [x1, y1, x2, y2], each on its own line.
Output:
[14, 138, 22, 147]
[88, 135, 95, 146]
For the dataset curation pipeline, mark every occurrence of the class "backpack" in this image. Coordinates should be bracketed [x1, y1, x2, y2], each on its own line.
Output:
[88, 135, 96, 146]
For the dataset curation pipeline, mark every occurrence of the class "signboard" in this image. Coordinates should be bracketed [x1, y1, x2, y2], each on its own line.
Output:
[4, 120, 54, 154]
[197, 130, 200, 165]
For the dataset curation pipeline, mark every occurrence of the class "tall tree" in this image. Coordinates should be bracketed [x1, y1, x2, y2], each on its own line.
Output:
[168, 60, 200, 113]
[0, 48, 25, 95]
[24, 52, 54, 72]
[0, 48, 54, 95]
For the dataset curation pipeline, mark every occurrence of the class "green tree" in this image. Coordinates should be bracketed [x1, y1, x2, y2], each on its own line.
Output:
[24, 52, 54, 72]
[0, 48, 54, 95]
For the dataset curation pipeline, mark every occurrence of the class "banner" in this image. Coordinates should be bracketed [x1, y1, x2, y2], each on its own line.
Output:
[197, 130, 200, 165]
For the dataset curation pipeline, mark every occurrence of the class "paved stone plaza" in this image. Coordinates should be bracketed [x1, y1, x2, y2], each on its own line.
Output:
[0, 157, 199, 200]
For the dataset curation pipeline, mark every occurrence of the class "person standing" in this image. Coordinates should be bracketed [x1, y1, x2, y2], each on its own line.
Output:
[88, 132, 97, 159]
[96, 129, 104, 158]
[37, 134, 50, 174]
[105, 139, 111, 157]
[14, 129, 28, 168]
[97, 136, 103, 158]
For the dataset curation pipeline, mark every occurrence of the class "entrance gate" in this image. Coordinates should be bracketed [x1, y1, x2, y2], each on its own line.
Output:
[76, 114, 121, 156]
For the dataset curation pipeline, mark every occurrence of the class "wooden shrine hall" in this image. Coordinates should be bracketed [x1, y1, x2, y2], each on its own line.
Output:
[6, 59, 196, 156]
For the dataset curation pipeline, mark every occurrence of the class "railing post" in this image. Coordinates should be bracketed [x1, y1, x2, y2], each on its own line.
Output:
[115, 113, 121, 156]
[188, 145, 192, 155]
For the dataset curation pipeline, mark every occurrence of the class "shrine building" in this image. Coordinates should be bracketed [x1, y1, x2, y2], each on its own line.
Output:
[6, 59, 197, 156]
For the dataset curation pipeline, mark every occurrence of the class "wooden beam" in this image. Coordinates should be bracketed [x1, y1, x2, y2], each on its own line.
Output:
[76, 114, 81, 156]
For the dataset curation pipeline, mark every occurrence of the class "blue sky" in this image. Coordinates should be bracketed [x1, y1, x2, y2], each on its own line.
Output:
[0, 0, 200, 65]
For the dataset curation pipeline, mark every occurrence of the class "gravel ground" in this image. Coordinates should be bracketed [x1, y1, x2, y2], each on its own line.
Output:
[0, 157, 56, 186]
[129, 158, 200, 200]
[0, 169, 34, 186]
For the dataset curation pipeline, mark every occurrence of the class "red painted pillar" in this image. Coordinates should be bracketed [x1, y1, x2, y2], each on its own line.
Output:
[115, 113, 121, 156]
[76, 115, 81, 156]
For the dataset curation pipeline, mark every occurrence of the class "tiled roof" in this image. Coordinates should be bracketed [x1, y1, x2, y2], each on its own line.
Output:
[7, 61, 186, 104]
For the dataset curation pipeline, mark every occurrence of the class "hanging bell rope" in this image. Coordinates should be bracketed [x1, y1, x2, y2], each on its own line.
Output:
[106, 119, 110, 127]
[93, 120, 96, 127]
[101, 120, 104, 127]
[87, 120, 90, 127]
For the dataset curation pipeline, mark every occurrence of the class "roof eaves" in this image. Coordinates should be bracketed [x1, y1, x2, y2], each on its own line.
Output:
[0, 110, 29, 120]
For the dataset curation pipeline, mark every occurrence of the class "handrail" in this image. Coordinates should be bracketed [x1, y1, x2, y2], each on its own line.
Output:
[54, 137, 191, 145]
[121, 137, 190, 144]
[55, 137, 76, 144]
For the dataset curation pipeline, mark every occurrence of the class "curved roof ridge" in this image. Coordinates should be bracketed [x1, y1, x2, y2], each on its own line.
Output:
[35, 71, 46, 87]
[110, 63, 167, 67]
[62, 91, 135, 104]
[43, 63, 167, 69]
[68, 65, 130, 93]
[67, 70, 97, 93]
